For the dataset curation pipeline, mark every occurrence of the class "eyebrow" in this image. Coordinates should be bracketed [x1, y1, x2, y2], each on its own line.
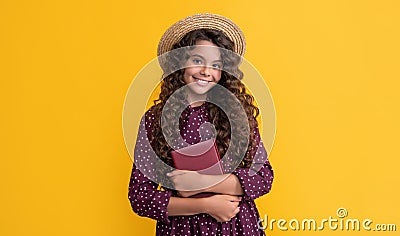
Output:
[191, 54, 222, 63]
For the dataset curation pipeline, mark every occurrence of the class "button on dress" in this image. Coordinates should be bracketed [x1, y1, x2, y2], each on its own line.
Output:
[128, 102, 274, 236]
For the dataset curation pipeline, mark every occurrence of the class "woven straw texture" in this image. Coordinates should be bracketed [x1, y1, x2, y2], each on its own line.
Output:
[157, 13, 246, 57]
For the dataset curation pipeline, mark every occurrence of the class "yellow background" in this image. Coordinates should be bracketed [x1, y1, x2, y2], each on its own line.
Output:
[1, 0, 399, 235]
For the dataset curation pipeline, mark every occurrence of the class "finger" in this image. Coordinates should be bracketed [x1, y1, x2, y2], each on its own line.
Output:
[231, 201, 240, 207]
[166, 170, 179, 176]
[166, 170, 185, 177]
[227, 195, 242, 202]
[234, 207, 240, 214]
[229, 207, 240, 217]
[175, 170, 188, 175]
[228, 208, 240, 220]
[177, 191, 189, 197]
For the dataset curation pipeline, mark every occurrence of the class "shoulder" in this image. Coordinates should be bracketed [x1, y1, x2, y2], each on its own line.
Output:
[144, 105, 157, 122]
[137, 105, 160, 143]
[142, 104, 163, 132]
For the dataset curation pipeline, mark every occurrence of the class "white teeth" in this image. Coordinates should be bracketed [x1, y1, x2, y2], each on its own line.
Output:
[197, 79, 209, 85]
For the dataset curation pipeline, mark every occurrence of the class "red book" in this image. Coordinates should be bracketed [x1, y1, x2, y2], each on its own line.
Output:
[171, 138, 224, 198]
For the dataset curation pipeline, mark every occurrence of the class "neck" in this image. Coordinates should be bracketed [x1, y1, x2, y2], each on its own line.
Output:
[187, 93, 206, 107]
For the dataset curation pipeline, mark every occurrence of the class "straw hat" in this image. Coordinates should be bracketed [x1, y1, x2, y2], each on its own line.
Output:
[157, 13, 246, 57]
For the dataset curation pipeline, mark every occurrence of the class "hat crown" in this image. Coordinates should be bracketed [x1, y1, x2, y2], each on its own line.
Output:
[157, 13, 246, 58]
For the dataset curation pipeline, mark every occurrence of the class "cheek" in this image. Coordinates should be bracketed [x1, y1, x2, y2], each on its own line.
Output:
[213, 70, 222, 82]
[183, 68, 193, 83]
[183, 67, 198, 78]
[183, 67, 197, 79]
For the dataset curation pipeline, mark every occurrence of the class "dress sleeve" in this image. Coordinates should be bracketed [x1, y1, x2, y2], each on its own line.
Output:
[231, 119, 274, 201]
[128, 110, 172, 224]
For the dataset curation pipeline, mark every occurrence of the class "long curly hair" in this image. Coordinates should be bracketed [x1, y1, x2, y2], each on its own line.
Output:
[148, 29, 259, 185]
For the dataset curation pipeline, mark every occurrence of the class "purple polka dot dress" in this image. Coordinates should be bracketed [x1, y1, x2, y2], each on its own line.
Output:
[128, 102, 274, 235]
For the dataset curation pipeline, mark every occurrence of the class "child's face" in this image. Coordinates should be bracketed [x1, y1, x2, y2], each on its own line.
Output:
[183, 40, 222, 95]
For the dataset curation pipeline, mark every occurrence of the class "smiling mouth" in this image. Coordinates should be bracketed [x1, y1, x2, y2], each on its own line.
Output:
[193, 77, 211, 86]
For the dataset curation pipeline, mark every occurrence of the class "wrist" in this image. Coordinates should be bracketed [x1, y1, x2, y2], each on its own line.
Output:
[197, 197, 209, 214]
[199, 174, 211, 192]
[200, 174, 229, 192]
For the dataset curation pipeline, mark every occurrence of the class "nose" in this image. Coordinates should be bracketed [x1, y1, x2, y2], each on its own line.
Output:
[200, 65, 211, 77]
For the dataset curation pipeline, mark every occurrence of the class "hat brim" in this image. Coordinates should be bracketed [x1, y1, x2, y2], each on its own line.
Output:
[157, 13, 246, 58]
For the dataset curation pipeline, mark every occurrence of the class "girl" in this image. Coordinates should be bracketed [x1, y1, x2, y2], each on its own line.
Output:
[128, 13, 274, 235]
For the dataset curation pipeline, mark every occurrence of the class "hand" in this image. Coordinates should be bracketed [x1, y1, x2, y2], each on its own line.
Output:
[176, 190, 202, 198]
[167, 170, 207, 191]
[203, 194, 242, 222]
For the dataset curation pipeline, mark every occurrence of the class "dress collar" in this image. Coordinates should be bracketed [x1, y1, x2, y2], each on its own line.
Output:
[187, 101, 207, 112]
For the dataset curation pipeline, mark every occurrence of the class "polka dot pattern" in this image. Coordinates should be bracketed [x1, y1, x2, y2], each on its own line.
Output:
[128, 102, 274, 235]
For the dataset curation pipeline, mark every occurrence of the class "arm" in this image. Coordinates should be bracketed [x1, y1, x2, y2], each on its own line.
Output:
[128, 112, 212, 222]
[168, 195, 242, 222]
[202, 174, 244, 196]
[230, 121, 274, 201]
[167, 196, 206, 216]
[167, 170, 244, 197]
[172, 119, 274, 200]
[177, 173, 244, 197]
[128, 165, 172, 223]
[202, 118, 274, 198]
[128, 112, 173, 223]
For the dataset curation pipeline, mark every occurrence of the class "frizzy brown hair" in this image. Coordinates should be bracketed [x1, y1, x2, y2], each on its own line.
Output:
[148, 29, 260, 185]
